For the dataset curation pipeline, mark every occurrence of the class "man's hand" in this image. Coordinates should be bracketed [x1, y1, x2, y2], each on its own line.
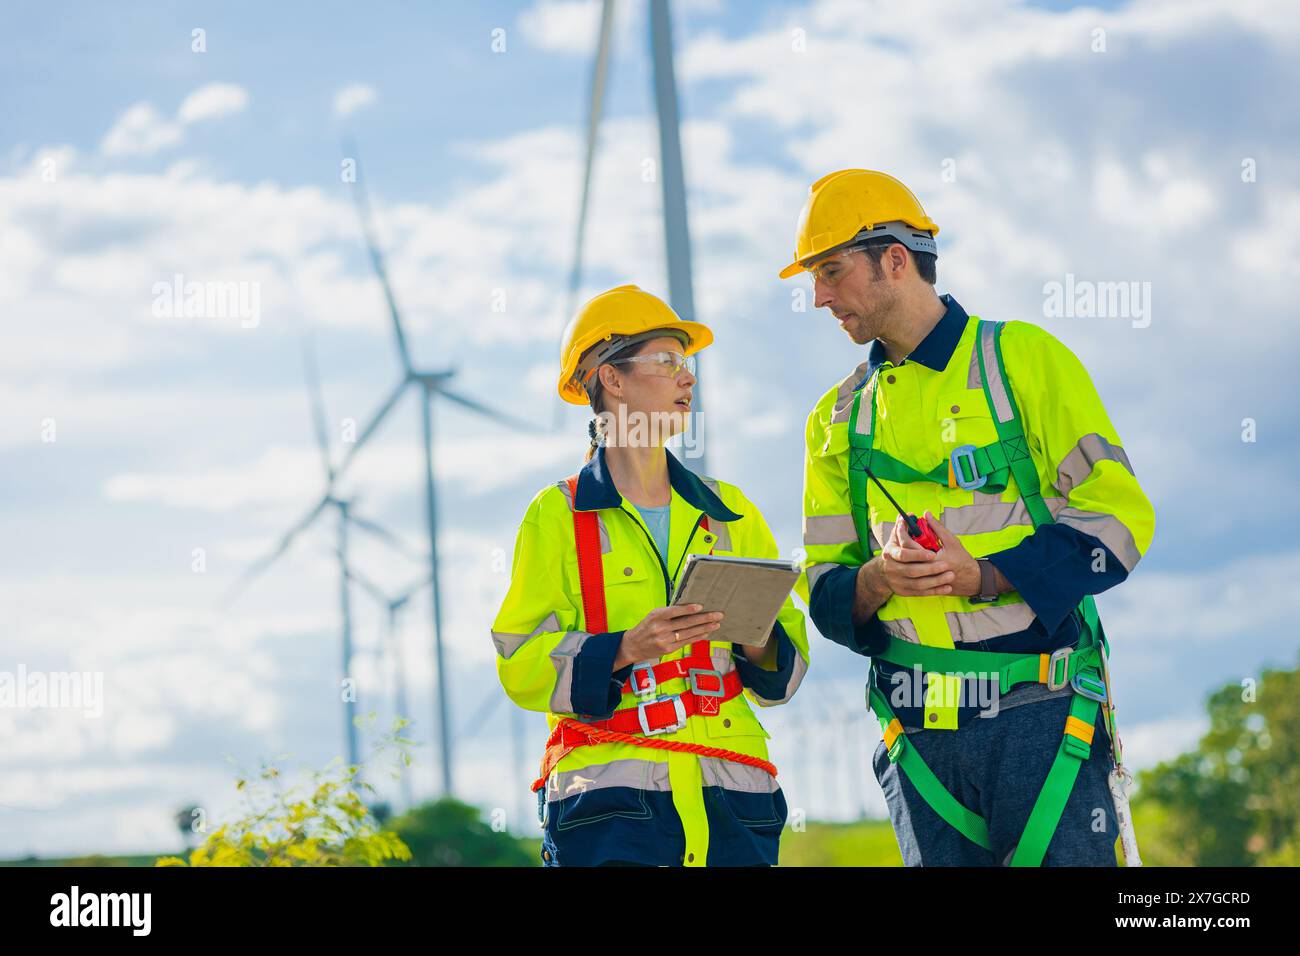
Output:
[922, 511, 982, 597]
[877, 514, 962, 597]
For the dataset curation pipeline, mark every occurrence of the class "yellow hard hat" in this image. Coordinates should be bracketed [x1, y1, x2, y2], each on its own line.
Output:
[778, 169, 940, 279]
[557, 284, 713, 405]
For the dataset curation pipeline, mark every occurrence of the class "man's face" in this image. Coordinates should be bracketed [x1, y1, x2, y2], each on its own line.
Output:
[810, 245, 899, 345]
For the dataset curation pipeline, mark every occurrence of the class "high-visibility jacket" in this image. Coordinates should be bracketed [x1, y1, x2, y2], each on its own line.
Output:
[493, 444, 810, 866]
[800, 294, 1155, 731]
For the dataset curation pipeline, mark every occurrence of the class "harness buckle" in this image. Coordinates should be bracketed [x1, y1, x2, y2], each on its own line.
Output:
[1046, 647, 1072, 691]
[629, 664, 657, 697]
[1071, 670, 1109, 704]
[687, 668, 726, 698]
[637, 695, 687, 735]
[950, 444, 987, 491]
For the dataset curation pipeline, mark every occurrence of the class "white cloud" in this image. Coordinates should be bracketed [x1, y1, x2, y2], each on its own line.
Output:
[100, 102, 183, 157]
[333, 83, 377, 118]
[518, 0, 603, 54]
[177, 82, 249, 124]
[1121, 713, 1209, 772]
[99, 83, 248, 158]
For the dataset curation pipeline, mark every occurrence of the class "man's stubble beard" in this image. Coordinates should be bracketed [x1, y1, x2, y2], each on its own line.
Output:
[846, 281, 896, 346]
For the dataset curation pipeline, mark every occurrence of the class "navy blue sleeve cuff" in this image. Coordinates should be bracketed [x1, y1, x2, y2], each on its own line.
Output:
[569, 630, 628, 718]
[732, 620, 796, 700]
[986, 525, 1129, 634]
[809, 563, 886, 657]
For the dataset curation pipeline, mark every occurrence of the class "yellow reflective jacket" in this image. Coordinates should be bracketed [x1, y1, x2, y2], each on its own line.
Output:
[493, 445, 810, 866]
[800, 294, 1155, 728]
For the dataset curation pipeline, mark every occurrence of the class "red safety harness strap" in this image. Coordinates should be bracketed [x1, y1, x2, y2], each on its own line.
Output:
[567, 475, 608, 635]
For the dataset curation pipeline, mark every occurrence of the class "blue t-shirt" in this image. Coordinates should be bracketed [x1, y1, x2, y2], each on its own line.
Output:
[634, 504, 671, 563]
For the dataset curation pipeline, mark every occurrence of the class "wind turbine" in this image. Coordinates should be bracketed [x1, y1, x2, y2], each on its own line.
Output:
[344, 153, 542, 798]
[559, 0, 707, 475]
[226, 154, 539, 799]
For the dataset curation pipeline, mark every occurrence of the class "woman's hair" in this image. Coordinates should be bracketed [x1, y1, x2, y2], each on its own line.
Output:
[581, 338, 643, 463]
[583, 404, 608, 463]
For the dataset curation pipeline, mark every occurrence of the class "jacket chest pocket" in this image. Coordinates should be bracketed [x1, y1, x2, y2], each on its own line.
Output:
[936, 388, 998, 449]
[564, 554, 653, 633]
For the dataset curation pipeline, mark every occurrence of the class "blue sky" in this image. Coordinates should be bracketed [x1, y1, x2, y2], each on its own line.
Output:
[2, 0, 1298, 858]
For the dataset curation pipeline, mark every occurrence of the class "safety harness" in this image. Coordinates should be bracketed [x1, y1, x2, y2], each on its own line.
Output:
[851, 319, 1124, 866]
[530, 475, 778, 792]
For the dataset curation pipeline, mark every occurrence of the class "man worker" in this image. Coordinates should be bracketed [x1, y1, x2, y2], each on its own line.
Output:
[786, 169, 1155, 866]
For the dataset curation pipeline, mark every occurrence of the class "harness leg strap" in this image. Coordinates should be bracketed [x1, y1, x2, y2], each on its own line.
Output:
[1008, 692, 1101, 866]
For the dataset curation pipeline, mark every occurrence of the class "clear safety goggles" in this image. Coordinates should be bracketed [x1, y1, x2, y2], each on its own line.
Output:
[804, 245, 875, 286]
[609, 351, 697, 379]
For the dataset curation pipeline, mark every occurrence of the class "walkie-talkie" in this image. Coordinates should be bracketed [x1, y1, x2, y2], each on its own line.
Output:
[864, 468, 942, 552]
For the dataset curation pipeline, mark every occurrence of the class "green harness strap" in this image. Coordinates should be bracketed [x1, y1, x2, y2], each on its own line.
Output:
[853, 319, 1113, 866]
[866, 684, 1100, 857]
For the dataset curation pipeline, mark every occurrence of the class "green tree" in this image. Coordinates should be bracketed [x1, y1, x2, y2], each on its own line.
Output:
[386, 799, 538, 867]
[1135, 659, 1300, 866]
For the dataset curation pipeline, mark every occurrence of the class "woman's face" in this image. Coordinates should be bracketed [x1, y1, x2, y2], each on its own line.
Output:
[596, 336, 697, 445]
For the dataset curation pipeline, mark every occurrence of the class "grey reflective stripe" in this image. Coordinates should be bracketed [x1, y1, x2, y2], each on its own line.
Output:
[492, 611, 561, 659]
[852, 378, 876, 436]
[830, 359, 872, 425]
[548, 630, 591, 713]
[805, 561, 838, 595]
[881, 617, 920, 643]
[553, 480, 611, 553]
[749, 650, 808, 706]
[708, 521, 732, 551]
[1055, 508, 1141, 572]
[709, 646, 737, 675]
[967, 338, 983, 389]
[700, 756, 779, 794]
[978, 322, 1014, 424]
[944, 602, 1037, 643]
[555, 479, 574, 507]
[872, 521, 892, 552]
[803, 513, 858, 546]
[884, 602, 1041, 644]
[1055, 433, 1134, 497]
[546, 757, 671, 800]
[698, 478, 734, 550]
[939, 496, 1067, 535]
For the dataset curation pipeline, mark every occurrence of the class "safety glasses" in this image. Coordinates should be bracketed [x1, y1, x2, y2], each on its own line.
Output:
[609, 351, 696, 379]
[804, 247, 868, 286]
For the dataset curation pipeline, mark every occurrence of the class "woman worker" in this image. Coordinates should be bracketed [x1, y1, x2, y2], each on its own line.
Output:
[491, 284, 810, 867]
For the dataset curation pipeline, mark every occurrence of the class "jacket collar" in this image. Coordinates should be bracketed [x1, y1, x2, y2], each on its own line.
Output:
[855, 292, 970, 390]
[574, 444, 743, 521]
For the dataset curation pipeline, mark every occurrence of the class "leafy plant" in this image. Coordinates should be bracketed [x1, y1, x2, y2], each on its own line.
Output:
[157, 714, 415, 867]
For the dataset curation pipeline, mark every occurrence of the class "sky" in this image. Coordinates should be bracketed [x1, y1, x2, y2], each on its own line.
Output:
[2, 0, 1298, 858]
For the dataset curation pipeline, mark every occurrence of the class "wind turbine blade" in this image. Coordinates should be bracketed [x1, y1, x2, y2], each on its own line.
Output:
[569, 0, 616, 304]
[439, 387, 543, 433]
[457, 685, 504, 742]
[349, 511, 427, 563]
[333, 378, 411, 480]
[221, 496, 332, 605]
[555, 0, 616, 432]
[396, 570, 434, 605]
[344, 138, 413, 375]
[299, 330, 334, 482]
[222, 379, 406, 607]
[343, 559, 391, 608]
